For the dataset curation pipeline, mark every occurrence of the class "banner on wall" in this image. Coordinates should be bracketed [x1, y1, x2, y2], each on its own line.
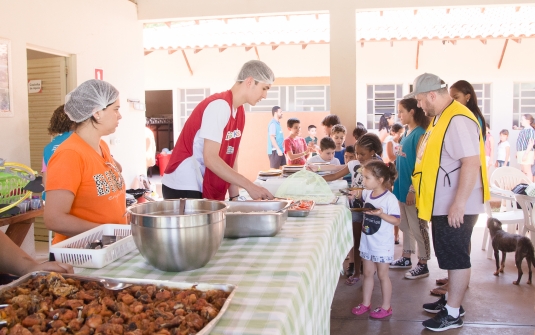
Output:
[28, 80, 42, 94]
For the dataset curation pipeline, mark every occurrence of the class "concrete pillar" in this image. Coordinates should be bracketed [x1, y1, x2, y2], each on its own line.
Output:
[329, 6, 357, 145]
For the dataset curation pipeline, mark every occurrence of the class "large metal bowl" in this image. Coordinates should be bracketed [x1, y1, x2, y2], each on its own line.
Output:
[127, 199, 228, 272]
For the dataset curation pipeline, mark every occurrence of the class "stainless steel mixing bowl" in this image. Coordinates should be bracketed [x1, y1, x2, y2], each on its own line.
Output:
[127, 199, 228, 272]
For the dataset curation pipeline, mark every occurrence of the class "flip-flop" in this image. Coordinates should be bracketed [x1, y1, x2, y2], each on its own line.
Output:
[435, 277, 449, 285]
[345, 276, 360, 286]
[430, 285, 448, 296]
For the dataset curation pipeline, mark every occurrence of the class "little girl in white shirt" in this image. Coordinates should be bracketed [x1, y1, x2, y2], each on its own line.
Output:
[351, 160, 400, 319]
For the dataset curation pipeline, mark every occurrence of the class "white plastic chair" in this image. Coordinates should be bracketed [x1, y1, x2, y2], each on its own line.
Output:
[482, 167, 529, 259]
[513, 194, 535, 245]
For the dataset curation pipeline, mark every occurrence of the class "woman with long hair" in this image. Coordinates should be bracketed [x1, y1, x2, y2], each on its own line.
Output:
[449, 80, 486, 141]
[390, 98, 432, 280]
[429, 80, 488, 295]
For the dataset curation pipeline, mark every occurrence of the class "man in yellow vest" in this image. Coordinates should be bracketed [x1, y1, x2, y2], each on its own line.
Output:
[407, 73, 489, 332]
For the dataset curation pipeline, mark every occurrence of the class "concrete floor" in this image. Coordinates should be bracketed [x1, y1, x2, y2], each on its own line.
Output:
[330, 225, 535, 334]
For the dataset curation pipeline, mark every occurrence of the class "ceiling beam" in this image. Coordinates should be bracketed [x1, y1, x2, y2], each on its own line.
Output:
[254, 46, 260, 60]
[416, 41, 421, 70]
[181, 50, 193, 76]
[498, 39, 509, 69]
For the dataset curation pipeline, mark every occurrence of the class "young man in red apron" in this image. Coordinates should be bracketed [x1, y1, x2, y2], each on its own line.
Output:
[162, 60, 274, 201]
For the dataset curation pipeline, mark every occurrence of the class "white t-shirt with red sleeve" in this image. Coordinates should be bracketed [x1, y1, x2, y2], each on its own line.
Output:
[162, 99, 236, 192]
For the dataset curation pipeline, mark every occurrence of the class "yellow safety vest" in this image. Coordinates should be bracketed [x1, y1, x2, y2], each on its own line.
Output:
[411, 100, 489, 221]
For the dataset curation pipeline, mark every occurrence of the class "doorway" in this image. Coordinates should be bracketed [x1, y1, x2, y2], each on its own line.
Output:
[26, 48, 74, 242]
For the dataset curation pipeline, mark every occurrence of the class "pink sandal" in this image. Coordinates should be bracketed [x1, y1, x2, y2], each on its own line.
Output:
[345, 276, 360, 286]
[352, 303, 371, 315]
[370, 307, 393, 319]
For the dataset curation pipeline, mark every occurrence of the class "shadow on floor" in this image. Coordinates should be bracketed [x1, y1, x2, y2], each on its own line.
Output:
[331, 226, 535, 334]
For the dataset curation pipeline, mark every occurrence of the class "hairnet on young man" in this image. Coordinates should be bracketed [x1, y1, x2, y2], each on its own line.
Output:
[64, 79, 119, 122]
[236, 60, 275, 84]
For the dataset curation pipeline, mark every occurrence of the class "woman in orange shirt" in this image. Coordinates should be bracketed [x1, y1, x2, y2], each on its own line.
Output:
[44, 80, 126, 245]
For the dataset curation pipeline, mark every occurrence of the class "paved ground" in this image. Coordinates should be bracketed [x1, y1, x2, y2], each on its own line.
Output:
[330, 225, 535, 334]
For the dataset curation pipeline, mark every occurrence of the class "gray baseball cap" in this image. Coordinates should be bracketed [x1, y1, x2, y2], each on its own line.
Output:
[404, 73, 447, 99]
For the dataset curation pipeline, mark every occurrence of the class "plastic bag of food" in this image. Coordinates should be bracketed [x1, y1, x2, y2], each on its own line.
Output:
[275, 170, 334, 204]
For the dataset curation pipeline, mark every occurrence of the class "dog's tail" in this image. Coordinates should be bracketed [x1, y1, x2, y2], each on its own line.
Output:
[519, 237, 535, 267]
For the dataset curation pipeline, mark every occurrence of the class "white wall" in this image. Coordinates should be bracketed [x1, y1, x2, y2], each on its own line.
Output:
[145, 37, 535, 170]
[0, 0, 146, 186]
[356, 38, 535, 168]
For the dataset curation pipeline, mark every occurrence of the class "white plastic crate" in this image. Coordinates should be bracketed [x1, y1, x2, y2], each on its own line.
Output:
[49, 224, 136, 269]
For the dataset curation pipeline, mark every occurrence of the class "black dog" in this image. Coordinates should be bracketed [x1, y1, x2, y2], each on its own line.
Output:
[487, 218, 535, 285]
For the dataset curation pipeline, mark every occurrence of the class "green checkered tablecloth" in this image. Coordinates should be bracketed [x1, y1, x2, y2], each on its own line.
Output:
[78, 203, 352, 335]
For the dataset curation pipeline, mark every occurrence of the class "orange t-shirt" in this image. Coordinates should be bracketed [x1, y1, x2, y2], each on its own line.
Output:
[46, 133, 127, 244]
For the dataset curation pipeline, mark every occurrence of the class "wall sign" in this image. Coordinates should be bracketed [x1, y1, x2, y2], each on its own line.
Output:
[95, 69, 103, 80]
[28, 80, 42, 93]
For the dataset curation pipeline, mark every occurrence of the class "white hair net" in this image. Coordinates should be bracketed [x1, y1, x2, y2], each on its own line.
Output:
[236, 60, 275, 84]
[64, 79, 119, 122]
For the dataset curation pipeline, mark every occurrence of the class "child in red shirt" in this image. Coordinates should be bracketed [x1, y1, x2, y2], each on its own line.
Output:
[283, 118, 312, 165]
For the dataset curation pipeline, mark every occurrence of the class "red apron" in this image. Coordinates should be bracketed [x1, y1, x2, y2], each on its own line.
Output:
[165, 90, 245, 200]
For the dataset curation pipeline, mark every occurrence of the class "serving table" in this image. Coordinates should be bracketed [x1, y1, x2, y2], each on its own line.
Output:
[78, 202, 352, 335]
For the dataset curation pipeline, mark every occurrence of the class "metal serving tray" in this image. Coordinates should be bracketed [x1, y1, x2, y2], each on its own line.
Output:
[224, 200, 290, 238]
[287, 201, 316, 217]
[0, 271, 236, 335]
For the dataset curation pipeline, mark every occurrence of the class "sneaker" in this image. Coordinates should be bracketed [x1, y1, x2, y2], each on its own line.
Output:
[370, 307, 393, 319]
[351, 303, 371, 316]
[389, 256, 412, 269]
[405, 263, 430, 279]
[423, 295, 466, 317]
[422, 307, 463, 331]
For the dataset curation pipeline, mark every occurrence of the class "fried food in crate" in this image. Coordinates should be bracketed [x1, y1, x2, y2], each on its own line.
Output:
[0, 272, 230, 335]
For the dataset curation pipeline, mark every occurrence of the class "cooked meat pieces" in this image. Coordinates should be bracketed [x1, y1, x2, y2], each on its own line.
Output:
[0, 272, 230, 334]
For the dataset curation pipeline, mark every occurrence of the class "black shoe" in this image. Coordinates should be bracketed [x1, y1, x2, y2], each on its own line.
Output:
[422, 307, 463, 331]
[423, 295, 465, 317]
[389, 256, 411, 269]
[345, 262, 355, 277]
[404, 263, 429, 279]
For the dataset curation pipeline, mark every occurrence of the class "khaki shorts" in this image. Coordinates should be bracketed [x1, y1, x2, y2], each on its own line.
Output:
[517, 150, 534, 165]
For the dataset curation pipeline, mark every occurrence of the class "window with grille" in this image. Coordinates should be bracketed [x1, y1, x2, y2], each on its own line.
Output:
[178, 88, 211, 129]
[245, 85, 330, 112]
[513, 83, 535, 128]
[472, 83, 491, 125]
[366, 84, 403, 130]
